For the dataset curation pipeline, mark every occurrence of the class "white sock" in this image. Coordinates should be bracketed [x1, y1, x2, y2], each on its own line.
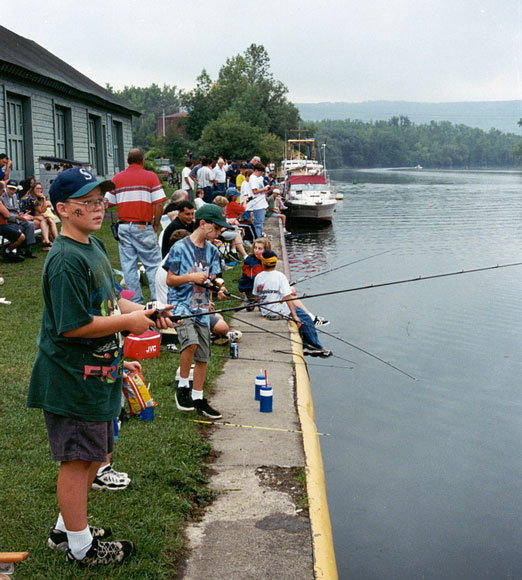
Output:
[178, 376, 190, 389]
[67, 526, 93, 560]
[191, 389, 203, 401]
[55, 513, 67, 533]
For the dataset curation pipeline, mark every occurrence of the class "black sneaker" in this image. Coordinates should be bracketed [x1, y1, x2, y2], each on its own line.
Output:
[314, 315, 330, 327]
[319, 349, 332, 358]
[303, 345, 331, 357]
[175, 387, 195, 411]
[24, 251, 38, 259]
[193, 398, 222, 419]
[3, 250, 24, 262]
[66, 537, 134, 566]
[48, 525, 112, 552]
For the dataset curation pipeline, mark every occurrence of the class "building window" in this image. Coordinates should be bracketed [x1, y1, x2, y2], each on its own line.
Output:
[6, 95, 25, 179]
[112, 120, 124, 173]
[88, 114, 104, 176]
[55, 105, 72, 159]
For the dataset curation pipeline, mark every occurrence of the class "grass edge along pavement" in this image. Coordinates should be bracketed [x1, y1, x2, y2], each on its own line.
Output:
[0, 216, 243, 580]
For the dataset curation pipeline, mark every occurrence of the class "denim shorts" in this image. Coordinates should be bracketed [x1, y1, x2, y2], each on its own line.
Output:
[43, 411, 114, 463]
[177, 318, 211, 362]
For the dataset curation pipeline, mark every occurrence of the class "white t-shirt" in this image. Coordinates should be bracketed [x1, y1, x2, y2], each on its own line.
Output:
[197, 166, 212, 188]
[253, 269, 291, 317]
[182, 166, 194, 191]
[248, 173, 268, 210]
[240, 179, 253, 206]
[211, 165, 227, 184]
[194, 197, 206, 210]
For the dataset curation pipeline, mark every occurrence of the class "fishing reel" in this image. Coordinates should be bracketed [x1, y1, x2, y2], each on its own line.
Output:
[201, 277, 228, 295]
[145, 301, 174, 321]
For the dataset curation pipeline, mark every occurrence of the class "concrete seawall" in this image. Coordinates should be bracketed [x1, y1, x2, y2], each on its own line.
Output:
[178, 221, 338, 580]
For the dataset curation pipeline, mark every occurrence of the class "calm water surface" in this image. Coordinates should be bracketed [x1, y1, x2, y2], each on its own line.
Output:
[286, 169, 522, 580]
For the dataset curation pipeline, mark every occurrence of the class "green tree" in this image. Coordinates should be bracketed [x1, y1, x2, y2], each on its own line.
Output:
[183, 44, 300, 144]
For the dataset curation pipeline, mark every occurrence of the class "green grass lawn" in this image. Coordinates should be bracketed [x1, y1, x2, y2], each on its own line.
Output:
[0, 215, 242, 579]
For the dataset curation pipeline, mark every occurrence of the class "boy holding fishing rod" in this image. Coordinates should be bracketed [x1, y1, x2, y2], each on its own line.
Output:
[26, 167, 173, 566]
[164, 204, 235, 418]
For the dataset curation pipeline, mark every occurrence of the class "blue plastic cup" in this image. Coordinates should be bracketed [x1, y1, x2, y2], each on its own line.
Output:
[260, 384, 273, 413]
[255, 374, 266, 401]
[140, 407, 155, 421]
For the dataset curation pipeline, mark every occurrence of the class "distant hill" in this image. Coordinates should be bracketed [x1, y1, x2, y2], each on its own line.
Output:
[296, 101, 522, 135]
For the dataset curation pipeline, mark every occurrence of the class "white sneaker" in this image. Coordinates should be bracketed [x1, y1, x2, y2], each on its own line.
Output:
[227, 330, 243, 343]
[92, 465, 130, 491]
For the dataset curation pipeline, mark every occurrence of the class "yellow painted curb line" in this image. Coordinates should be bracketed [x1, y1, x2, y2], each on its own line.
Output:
[290, 323, 339, 580]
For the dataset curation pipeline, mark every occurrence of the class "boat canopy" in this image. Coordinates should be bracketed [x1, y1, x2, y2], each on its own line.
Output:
[287, 175, 327, 185]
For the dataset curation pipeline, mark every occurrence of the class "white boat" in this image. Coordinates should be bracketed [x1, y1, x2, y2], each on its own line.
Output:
[283, 174, 337, 221]
[280, 139, 337, 222]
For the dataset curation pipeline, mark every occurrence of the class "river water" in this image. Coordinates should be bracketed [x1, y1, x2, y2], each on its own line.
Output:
[285, 169, 522, 580]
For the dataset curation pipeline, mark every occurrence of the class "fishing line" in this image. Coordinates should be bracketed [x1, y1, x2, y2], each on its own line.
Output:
[187, 418, 329, 436]
[229, 313, 357, 366]
[290, 249, 395, 286]
[313, 327, 418, 380]
[224, 286, 410, 373]
[176, 261, 522, 320]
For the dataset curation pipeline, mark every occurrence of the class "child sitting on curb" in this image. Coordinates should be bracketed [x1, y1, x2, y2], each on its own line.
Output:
[253, 250, 332, 358]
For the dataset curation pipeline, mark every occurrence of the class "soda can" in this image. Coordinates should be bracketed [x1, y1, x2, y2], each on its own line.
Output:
[230, 342, 239, 359]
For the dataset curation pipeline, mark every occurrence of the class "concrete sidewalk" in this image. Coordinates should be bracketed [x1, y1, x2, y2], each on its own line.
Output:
[178, 223, 315, 580]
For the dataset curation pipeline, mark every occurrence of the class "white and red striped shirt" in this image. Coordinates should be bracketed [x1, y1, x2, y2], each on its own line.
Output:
[107, 165, 166, 222]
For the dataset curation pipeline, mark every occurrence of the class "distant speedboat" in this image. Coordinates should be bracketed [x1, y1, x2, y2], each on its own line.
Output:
[415, 164, 423, 170]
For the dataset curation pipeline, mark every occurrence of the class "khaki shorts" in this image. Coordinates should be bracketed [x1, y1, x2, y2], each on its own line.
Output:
[44, 411, 114, 463]
[177, 318, 211, 362]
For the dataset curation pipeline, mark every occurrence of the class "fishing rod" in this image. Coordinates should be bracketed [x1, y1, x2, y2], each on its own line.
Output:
[290, 249, 394, 286]
[285, 231, 335, 239]
[173, 261, 522, 321]
[312, 327, 418, 380]
[201, 279, 358, 366]
[213, 354, 353, 370]
[227, 291, 414, 379]
[228, 313, 357, 366]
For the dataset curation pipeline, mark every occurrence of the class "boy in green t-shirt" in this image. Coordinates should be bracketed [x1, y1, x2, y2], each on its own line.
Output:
[27, 167, 172, 567]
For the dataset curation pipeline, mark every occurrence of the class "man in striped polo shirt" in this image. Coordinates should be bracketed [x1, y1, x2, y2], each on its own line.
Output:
[106, 149, 166, 303]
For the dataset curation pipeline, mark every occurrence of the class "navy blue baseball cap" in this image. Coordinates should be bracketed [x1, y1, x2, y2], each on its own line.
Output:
[49, 167, 115, 207]
[6, 179, 21, 190]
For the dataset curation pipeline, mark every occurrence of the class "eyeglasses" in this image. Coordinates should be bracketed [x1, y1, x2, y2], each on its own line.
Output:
[65, 198, 108, 211]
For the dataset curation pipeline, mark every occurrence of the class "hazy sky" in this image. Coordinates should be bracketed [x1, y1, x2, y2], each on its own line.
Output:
[2, 0, 521, 103]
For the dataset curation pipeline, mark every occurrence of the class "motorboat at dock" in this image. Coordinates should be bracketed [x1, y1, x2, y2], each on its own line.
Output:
[280, 139, 337, 223]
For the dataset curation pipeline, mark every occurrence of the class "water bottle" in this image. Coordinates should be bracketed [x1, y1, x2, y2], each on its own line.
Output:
[255, 374, 266, 401]
[113, 417, 120, 440]
[260, 384, 273, 413]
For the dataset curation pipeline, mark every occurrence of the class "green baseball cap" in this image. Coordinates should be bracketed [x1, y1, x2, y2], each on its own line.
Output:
[195, 204, 234, 229]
